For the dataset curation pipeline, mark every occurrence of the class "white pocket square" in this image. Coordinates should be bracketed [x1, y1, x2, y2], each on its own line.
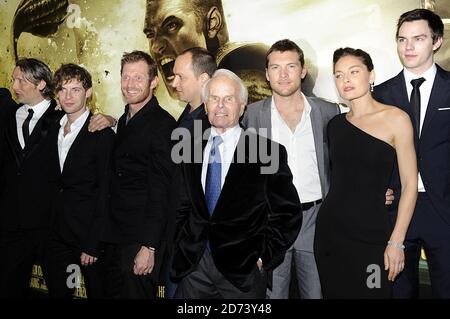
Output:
[438, 107, 450, 111]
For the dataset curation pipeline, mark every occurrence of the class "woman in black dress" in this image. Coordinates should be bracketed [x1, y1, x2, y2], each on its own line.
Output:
[314, 48, 418, 298]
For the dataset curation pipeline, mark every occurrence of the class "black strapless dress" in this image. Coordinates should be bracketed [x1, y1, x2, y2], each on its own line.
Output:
[315, 113, 396, 298]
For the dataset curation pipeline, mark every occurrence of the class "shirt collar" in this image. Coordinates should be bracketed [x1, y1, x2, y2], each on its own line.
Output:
[25, 99, 51, 114]
[190, 103, 205, 119]
[403, 63, 437, 85]
[59, 109, 90, 130]
[210, 124, 241, 142]
[271, 92, 311, 116]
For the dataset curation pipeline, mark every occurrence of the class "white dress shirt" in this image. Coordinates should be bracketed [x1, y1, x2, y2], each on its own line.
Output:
[403, 64, 437, 192]
[16, 99, 51, 149]
[58, 110, 90, 172]
[271, 94, 322, 202]
[201, 125, 242, 192]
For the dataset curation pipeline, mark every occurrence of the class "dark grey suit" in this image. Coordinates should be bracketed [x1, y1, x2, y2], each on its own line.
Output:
[242, 95, 340, 298]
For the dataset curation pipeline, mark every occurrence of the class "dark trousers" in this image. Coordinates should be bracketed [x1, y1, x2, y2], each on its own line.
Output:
[103, 243, 157, 299]
[0, 228, 50, 298]
[181, 251, 267, 299]
[393, 193, 450, 298]
[163, 252, 183, 299]
[45, 232, 105, 299]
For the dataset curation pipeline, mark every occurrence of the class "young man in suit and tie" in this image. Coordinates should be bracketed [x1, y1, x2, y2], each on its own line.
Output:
[0, 58, 62, 298]
[102, 51, 177, 299]
[171, 69, 302, 299]
[44, 64, 115, 298]
[373, 8, 450, 299]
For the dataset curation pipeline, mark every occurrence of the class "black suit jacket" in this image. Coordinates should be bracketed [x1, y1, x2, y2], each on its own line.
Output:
[51, 113, 115, 256]
[103, 96, 177, 249]
[0, 88, 18, 185]
[171, 129, 302, 291]
[0, 88, 17, 130]
[373, 65, 450, 225]
[0, 99, 63, 231]
[164, 110, 210, 263]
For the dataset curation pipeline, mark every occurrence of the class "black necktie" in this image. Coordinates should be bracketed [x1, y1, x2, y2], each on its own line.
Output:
[22, 108, 34, 146]
[410, 78, 425, 134]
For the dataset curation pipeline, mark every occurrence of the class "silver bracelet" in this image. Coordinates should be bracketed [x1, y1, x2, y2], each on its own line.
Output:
[387, 240, 405, 249]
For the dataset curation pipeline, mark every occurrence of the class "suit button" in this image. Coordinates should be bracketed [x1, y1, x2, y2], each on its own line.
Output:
[117, 172, 123, 177]
[17, 172, 22, 176]
[59, 188, 64, 193]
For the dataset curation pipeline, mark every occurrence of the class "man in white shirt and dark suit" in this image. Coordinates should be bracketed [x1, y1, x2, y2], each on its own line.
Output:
[0, 58, 62, 298]
[373, 9, 450, 298]
[44, 64, 115, 299]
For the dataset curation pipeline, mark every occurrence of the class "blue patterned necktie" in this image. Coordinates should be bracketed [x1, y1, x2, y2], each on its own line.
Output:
[205, 135, 223, 215]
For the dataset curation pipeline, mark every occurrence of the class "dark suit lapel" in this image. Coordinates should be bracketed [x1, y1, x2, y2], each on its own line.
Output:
[191, 135, 209, 218]
[61, 113, 92, 174]
[390, 71, 421, 146]
[212, 131, 247, 215]
[391, 72, 411, 113]
[5, 109, 23, 167]
[176, 104, 190, 126]
[24, 100, 60, 159]
[421, 66, 449, 138]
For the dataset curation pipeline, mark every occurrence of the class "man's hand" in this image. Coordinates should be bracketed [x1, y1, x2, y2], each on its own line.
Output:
[385, 188, 394, 205]
[80, 252, 98, 266]
[88, 114, 117, 132]
[54, 99, 62, 111]
[257, 258, 263, 271]
[133, 246, 155, 276]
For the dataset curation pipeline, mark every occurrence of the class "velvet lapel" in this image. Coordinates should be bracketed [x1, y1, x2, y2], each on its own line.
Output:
[192, 129, 210, 219]
[209, 130, 247, 218]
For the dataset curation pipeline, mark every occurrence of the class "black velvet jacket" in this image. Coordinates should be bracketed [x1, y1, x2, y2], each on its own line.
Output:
[171, 129, 302, 291]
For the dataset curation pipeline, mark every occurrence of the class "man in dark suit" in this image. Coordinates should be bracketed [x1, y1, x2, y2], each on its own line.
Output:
[0, 58, 62, 298]
[44, 64, 115, 298]
[171, 69, 302, 298]
[373, 8, 450, 298]
[173, 47, 216, 131]
[163, 47, 217, 299]
[102, 51, 176, 299]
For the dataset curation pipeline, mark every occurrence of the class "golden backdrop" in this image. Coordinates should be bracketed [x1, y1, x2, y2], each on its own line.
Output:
[4, 0, 449, 120]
